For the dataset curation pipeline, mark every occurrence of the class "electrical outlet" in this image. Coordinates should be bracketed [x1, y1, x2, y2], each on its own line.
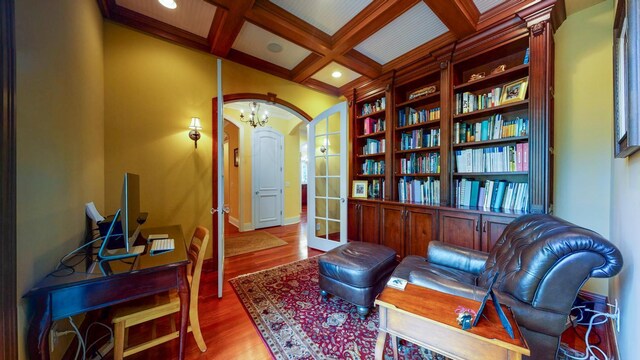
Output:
[49, 322, 59, 352]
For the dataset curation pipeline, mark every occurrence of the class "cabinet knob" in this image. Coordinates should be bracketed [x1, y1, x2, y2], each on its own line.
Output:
[475, 220, 479, 232]
[482, 221, 487, 233]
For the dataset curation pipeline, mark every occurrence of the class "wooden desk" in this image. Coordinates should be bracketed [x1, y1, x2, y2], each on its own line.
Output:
[374, 284, 530, 360]
[24, 225, 190, 360]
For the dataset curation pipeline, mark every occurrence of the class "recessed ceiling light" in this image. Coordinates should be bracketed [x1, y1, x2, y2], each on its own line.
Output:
[158, 0, 177, 9]
[331, 71, 342, 78]
[267, 43, 283, 53]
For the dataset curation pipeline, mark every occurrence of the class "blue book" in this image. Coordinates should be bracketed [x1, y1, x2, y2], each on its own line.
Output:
[481, 120, 489, 141]
[469, 180, 481, 208]
[523, 48, 530, 64]
[493, 181, 507, 209]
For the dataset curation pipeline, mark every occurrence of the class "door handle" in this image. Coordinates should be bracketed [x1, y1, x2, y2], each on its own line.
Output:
[475, 220, 479, 232]
[341, 197, 346, 203]
[255, 191, 259, 195]
[211, 206, 231, 214]
[482, 221, 487, 233]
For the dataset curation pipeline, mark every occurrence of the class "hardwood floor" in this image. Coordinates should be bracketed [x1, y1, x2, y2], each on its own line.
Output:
[125, 207, 320, 359]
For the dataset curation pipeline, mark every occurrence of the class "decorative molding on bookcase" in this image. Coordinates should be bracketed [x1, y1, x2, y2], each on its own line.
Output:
[529, 21, 547, 36]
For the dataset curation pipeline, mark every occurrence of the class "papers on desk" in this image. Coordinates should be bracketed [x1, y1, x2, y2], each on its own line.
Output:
[387, 276, 408, 290]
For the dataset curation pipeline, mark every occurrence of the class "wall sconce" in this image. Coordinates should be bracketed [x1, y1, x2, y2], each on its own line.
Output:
[189, 117, 202, 149]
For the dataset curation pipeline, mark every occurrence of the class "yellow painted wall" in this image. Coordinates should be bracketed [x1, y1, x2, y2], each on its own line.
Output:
[224, 121, 240, 225]
[15, 1, 105, 358]
[104, 22, 339, 258]
[553, 0, 614, 294]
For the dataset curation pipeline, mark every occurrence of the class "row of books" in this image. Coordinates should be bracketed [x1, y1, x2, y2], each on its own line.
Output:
[361, 98, 386, 116]
[363, 117, 385, 135]
[363, 138, 385, 155]
[368, 179, 384, 199]
[454, 115, 528, 144]
[400, 153, 440, 174]
[362, 159, 385, 175]
[455, 144, 529, 173]
[455, 179, 529, 212]
[398, 177, 440, 204]
[399, 128, 440, 150]
[455, 87, 504, 114]
[397, 107, 440, 127]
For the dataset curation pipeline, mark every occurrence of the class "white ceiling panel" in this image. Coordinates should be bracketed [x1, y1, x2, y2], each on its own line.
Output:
[311, 62, 363, 88]
[232, 22, 312, 70]
[473, 0, 506, 13]
[354, 3, 448, 66]
[116, 0, 216, 38]
[270, 0, 372, 36]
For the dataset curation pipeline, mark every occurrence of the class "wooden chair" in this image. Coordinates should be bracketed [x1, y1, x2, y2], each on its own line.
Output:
[111, 226, 209, 359]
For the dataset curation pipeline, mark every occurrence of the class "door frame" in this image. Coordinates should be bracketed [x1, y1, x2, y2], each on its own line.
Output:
[1, 0, 18, 358]
[211, 93, 312, 275]
[251, 127, 284, 229]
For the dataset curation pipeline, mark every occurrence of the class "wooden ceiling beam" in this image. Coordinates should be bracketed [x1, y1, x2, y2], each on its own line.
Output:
[206, 0, 255, 57]
[337, 51, 382, 80]
[291, 55, 332, 83]
[245, 0, 332, 54]
[422, 0, 479, 38]
[331, 0, 420, 54]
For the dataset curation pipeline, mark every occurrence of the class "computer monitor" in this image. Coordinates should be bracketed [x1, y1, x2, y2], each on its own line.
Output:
[122, 172, 142, 252]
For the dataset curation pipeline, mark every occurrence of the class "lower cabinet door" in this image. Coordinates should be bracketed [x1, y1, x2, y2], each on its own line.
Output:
[347, 200, 359, 241]
[481, 214, 516, 252]
[439, 211, 481, 250]
[380, 204, 405, 258]
[405, 207, 437, 257]
[360, 201, 380, 244]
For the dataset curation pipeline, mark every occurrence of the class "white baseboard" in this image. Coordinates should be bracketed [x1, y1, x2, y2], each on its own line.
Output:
[241, 222, 255, 232]
[284, 215, 300, 225]
[228, 216, 240, 229]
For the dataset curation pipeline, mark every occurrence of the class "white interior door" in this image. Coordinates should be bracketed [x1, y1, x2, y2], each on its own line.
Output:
[252, 128, 284, 229]
[308, 102, 348, 251]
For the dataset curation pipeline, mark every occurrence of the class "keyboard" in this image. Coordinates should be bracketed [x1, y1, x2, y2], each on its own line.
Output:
[150, 238, 175, 256]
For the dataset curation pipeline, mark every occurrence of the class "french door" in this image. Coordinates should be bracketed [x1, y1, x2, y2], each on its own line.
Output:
[307, 102, 348, 251]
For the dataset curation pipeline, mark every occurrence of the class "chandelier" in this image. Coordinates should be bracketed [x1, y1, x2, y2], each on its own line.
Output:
[240, 102, 269, 128]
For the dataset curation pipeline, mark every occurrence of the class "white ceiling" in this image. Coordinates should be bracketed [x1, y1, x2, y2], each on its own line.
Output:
[116, 0, 216, 37]
[354, 2, 448, 65]
[473, 0, 506, 13]
[269, 0, 373, 36]
[232, 22, 312, 70]
[311, 62, 363, 88]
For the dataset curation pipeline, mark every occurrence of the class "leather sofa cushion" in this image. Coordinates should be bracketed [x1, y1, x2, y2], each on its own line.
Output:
[393, 255, 477, 286]
[318, 242, 396, 288]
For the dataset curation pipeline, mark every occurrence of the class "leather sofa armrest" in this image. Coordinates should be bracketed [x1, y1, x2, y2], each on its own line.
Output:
[408, 270, 485, 301]
[427, 241, 488, 276]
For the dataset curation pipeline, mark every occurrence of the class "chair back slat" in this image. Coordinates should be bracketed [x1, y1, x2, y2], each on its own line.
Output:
[188, 226, 209, 301]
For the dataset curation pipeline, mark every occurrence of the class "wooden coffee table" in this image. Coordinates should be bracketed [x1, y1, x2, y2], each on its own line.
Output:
[374, 283, 530, 360]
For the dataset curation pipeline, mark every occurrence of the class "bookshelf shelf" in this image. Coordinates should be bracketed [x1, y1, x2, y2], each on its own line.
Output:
[356, 174, 386, 178]
[397, 172, 440, 177]
[357, 131, 386, 139]
[452, 172, 528, 176]
[356, 108, 385, 120]
[357, 152, 385, 158]
[453, 100, 529, 120]
[453, 136, 528, 148]
[395, 120, 440, 131]
[453, 64, 529, 92]
[395, 147, 440, 154]
[396, 91, 440, 107]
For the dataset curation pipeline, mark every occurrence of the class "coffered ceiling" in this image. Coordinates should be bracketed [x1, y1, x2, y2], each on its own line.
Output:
[99, 0, 568, 96]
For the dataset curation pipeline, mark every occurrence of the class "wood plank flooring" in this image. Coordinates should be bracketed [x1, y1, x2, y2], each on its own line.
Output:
[125, 208, 321, 359]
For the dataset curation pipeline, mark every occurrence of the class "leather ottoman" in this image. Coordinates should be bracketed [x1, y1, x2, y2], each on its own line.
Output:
[318, 242, 397, 319]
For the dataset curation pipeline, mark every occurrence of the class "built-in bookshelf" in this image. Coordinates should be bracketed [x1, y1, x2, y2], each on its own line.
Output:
[451, 36, 531, 212]
[353, 93, 387, 199]
[392, 71, 441, 205]
[346, 5, 556, 251]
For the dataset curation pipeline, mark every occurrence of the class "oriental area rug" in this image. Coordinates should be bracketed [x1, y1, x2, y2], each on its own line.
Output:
[224, 230, 287, 257]
[230, 257, 449, 360]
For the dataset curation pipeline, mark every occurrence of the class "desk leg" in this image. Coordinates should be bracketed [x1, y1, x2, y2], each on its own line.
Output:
[28, 296, 51, 360]
[177, 265, 190, 360]
[390, 334, 398, 360]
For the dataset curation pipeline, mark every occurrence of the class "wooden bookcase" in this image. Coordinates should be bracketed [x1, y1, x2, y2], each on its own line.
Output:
[346, 7, 555, 254]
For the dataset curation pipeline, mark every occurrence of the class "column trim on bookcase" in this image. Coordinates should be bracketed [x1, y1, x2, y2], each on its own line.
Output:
[526, 19, 552, 214]
[438, 59, 453, 206]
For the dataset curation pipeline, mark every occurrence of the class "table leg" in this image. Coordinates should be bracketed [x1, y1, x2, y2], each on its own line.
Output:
[391, 334, 398, 360]
[28, 296, 51, 360]
[374, 330, 387, 360]
[177, 265, 190, 360]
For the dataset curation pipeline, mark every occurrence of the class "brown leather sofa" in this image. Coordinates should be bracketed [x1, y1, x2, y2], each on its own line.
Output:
[391, 214, 623, 360]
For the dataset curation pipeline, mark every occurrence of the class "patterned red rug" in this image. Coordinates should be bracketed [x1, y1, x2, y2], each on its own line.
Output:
[230, 256, 447, 360]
